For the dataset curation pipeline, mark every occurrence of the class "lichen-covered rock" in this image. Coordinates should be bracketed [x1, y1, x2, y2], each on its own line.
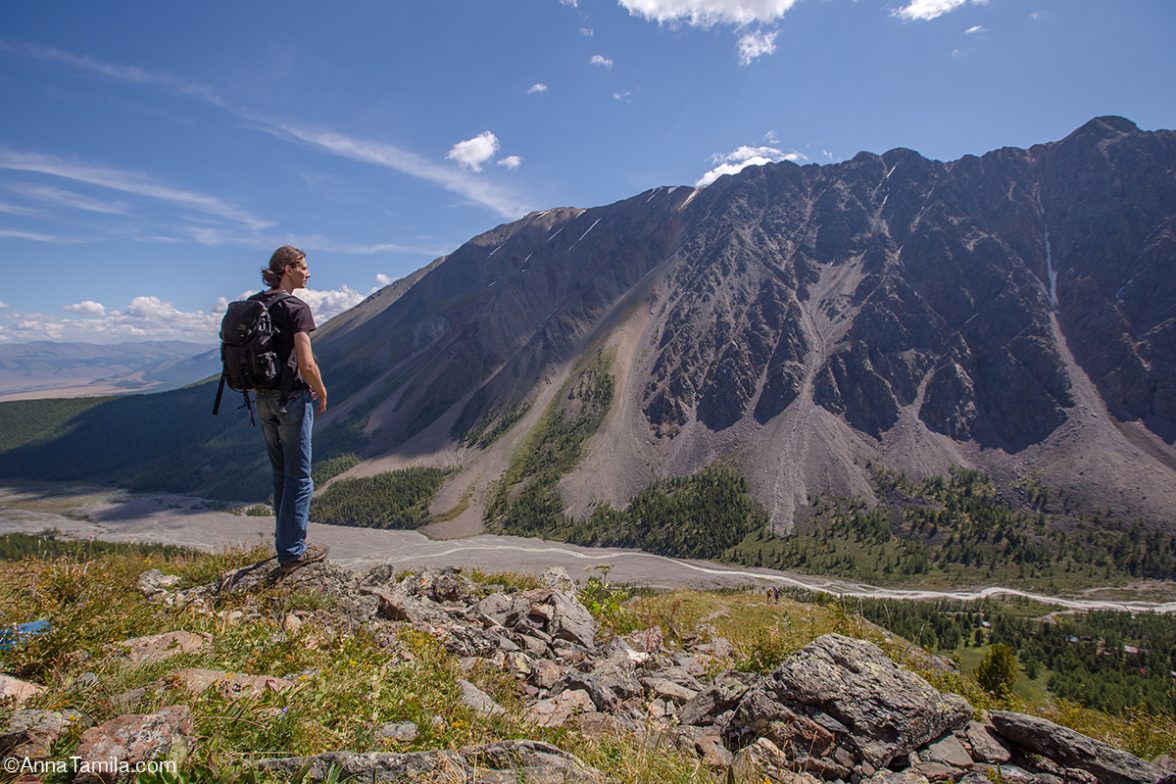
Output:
[1, 708, 90, 759]
[108, 631, 210, 665]
[727, 634, 972, 768]
[167, 668, 293, 700]
[72, 704, 190, 784]
[959, 719, 1012, 764]
[678, 672, 755, 726]
[136, 569, 182, 600]
[989, 710, 1163, 784]
[258, 740, 610, 783]
[731, 738, 825, 783]
[527, 690, 596, 728]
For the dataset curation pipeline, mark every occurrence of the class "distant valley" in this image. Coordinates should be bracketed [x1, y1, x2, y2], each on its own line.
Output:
[0, 340, 218, 401]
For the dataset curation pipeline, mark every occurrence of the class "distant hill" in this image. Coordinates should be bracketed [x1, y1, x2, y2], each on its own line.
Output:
[0, 340, 218, 401]
[0, 117, 1172, 539]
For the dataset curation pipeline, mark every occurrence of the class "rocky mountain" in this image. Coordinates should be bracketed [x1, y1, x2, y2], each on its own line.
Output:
[312, 116, 1175, 531]
[0, 117, 1173, 533]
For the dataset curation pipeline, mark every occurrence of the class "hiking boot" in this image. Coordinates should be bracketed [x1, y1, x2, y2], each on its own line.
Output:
[277, 543, 329, 575]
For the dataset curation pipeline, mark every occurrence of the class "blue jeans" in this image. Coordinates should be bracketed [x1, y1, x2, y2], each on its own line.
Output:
[256, 389, 314, 564]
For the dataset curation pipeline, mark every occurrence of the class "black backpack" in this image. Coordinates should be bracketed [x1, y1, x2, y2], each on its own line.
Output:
[211, 291, 295, 424]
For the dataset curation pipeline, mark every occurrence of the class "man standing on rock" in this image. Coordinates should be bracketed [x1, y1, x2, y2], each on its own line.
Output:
[254, 246, 330, 574]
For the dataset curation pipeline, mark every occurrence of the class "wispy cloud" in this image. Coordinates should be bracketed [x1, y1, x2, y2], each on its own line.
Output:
[261, 123, 530, 218]
[497, 155, 523, 170]
[0, 39, 229, 109]
[4, 40, 532, 220]
[965, 24, 986, 34]
[447, 131, 501, 172]
[580, 27, 594, 37]
[0, 227, 86, 243]
[697, 144, 804, 187]
[613, 91, 633, 102]
[0, 201, 46, 218]
[163, 225, 448, 257]
[737, 29, 778, 65]
[527, 83, 548, 94]
[590, 54, 614, 68]
[0, 148, 271, 230]
[11, 183, 132, 215]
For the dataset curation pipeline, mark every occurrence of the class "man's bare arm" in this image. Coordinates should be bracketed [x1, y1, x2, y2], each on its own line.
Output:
[294, 332, 327, 414]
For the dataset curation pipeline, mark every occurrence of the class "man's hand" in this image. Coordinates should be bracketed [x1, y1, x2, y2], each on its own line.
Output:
[311, 388, 328, 415]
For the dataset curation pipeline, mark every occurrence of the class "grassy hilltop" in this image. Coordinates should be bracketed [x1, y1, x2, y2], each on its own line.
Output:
[0, 533, 1172, 783]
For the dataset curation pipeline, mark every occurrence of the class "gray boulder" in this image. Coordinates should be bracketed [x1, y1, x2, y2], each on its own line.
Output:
[1, 708, 90, 759]
[260, 740, 609, 783]
[678, 672, 755, 726]
[728, 634, 972, 768]
[989, 711, 1163, 784]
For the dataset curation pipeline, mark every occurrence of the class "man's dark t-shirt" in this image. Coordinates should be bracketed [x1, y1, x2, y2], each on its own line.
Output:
[250, 291, 315, 389]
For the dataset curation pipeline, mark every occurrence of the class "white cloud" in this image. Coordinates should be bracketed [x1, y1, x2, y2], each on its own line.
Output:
[1029, 11, 1041, 20]
[560, 0, 578, 6]
[375, 273, 395, 286]
[580, 27, 594, 37]
[0, 302, 8, 309]
[618, 0, 799, 27]
[590, 54, 614, 68]
[497, 155, 523, 170]
[0, 147, 271, 230]
[696, 144, 804, 187]
[0, 286, 368, 343]
[446, 131, 501, 172]
[737, 29, 778, 64]
[527, 83, 548, 94]
[763, 130, 780, 144]
[63, 300, 106, 316]
[965, 24, 985, 33]
[613, 91, 633, 102]
[893, 0, 974, 22]
[292, 286, 366, 324]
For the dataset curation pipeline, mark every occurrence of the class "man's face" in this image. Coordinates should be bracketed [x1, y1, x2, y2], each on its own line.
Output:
[287, 259, 310, 289]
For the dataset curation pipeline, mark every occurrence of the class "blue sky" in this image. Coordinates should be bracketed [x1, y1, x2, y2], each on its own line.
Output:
[0, 0, 1173, 345]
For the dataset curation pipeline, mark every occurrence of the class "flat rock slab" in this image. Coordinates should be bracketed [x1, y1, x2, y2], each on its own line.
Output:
[730, 634, 972, 768]
[72, 704, 190, 784]
[258, 739, 610, 783]
[0, 674, 45, 710]
[109, 631, 211, 665]
[989, 711, 1162, 784]
[167, 668, 293, 700]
